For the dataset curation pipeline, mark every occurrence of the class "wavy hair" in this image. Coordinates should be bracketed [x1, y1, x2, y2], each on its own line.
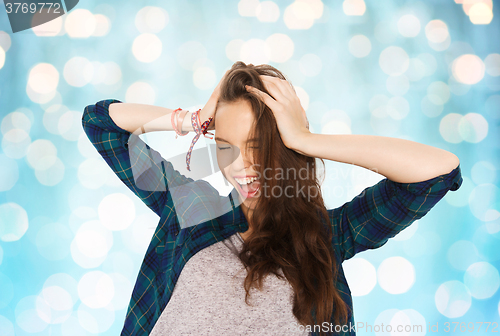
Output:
[214, 61, 350, 335]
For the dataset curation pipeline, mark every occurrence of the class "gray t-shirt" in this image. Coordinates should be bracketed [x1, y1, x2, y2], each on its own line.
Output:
[150, 232, 310, 335]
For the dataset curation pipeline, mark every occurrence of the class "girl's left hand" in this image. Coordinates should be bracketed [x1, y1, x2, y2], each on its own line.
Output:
[245, 75, 310, 152]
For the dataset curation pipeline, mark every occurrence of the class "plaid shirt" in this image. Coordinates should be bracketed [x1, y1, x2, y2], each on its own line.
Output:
[82, 99, 463, 336]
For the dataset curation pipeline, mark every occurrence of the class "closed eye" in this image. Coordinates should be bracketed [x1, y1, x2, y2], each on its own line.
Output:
[217, 147, 230, 150]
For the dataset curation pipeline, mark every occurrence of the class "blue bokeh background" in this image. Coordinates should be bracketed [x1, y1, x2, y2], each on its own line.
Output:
[0, 0, 499, 335]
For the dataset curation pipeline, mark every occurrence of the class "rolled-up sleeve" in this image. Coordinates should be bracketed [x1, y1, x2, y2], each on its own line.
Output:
[81, 99, 210, 217]
[329, 163, 463, 262]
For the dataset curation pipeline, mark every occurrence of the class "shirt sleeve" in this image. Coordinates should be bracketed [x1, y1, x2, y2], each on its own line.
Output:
[328, 163, 463, 262]
[81, 99, 218, 218]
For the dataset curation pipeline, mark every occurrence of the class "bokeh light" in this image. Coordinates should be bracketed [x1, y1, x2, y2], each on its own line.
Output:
[342, 258, 377, 296]
[435, 280, 472, 318]
[378, 257, 415, 294]
[452, 54, 485, 85]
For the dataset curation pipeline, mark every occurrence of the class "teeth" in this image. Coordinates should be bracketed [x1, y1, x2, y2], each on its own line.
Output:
[235, 176, 259, 184]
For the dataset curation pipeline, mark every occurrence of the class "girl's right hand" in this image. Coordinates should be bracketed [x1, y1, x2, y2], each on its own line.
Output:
[199, 69, 230, 131]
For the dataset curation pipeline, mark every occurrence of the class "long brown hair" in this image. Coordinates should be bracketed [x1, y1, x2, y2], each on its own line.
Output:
[215, 61, 350, 335]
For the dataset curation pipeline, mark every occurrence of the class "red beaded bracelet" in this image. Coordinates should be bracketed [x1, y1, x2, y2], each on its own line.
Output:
[185, 109, 213, 171]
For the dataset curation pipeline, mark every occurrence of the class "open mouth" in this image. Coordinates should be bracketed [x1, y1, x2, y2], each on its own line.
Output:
[234, 177, 260, 198]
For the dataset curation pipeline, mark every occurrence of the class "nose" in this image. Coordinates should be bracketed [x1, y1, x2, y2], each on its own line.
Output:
[232, 145, 254, 172]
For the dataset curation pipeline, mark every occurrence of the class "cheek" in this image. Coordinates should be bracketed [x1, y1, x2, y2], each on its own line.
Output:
[216, 151, 232, 172]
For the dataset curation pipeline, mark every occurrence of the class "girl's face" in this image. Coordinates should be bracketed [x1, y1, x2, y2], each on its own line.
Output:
[214, 99, 261, 209]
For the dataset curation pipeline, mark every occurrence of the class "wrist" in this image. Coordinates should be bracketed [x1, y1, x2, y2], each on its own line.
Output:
[289, 132, 313, 156]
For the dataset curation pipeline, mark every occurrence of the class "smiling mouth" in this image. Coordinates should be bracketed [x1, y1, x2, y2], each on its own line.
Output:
[234, 177, 260, 198]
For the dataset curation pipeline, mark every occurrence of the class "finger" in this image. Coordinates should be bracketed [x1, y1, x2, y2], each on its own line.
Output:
[260, 77, 289, 103]
[245, 85, 282, 113]
[261, 75, 296, 100]
[260, 75, 291, 100]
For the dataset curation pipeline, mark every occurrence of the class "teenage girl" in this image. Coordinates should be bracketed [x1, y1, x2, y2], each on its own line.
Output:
[82, 61, 462, 336]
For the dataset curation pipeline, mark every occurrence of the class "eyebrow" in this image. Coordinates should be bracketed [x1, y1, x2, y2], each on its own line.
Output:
[214, 136, 258, 144]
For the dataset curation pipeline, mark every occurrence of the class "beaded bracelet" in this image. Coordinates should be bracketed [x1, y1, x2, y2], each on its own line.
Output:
[185, 108, 213, 171]
[171, 108, 189, 138]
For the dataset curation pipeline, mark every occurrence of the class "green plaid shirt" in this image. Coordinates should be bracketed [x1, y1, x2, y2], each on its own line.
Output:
[82, 99, 463, 336]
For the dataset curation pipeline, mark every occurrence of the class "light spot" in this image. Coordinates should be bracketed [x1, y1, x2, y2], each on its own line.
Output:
[125, 81, 156, 105]
[485, 54, 500, 76]
[78, 158, 111, 189]
[65, 9, 96, 38]
[15, 295, 49, 333]
[1, 111, 31, 135]
[343, 0, 366, 16]
[225, 39, 245, 63]
[0, 315, 14, 336]
[342, 258, 377, 296]
[471, 161, 496, 185]
[427, 81, 450, 105]
[468, 183, 498, 222]
[38, 286, 73, 324]
[256, 1, 280, 22]
[34, 157, 65, 186]
[439, 113, 463, 144]
[425, 20, 449, 43]
[58, 111, 84, 141]
[378, 256, 415, 294]
[73, 220, 113, 260]
[435, 280, 471, 318]
[177, 41, 208, 71]
[386, 96, 410, 120]
[464, 262, 500, 299]
[98, 193, 136, 231]
[0, 46, 5, 70]
[458, 112, 488, 143]
[1, 128, 31, 159]
[135, 6, 169, 33]
[284, 0, 322, 30]
[238, 0, 260, 16]
[77, 271, 114, 309]
[132, 33, 162, 63]
[452, 54, 485, 85]
[397, 14, 421, 37]
[91, 14, 111, 36]
[64, 57, 93, 87]
[266, 33, 294, 63]
[27, 63, 59, 95]
[33, 16, 63, 37]
[0, 31, 12, 52]
[379, 46, 410, 76]
[0, 203, 29, 242]
[77, 302, 115, 333]
[425, 20, 451, 51]
[348, 34, 371, 58]
[468, 3, 493, 24]
[240, 38, 269, 65]
[193, 66, 217, 91]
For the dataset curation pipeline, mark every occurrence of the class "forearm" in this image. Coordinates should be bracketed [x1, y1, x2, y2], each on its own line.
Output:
[295, 133, 460, 183]
[108, 102, 196, 135]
